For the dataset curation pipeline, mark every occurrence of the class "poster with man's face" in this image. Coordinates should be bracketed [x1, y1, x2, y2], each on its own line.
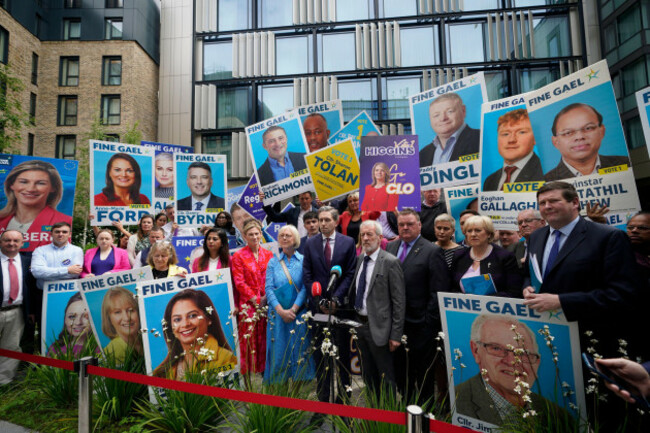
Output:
[297, 100, 343, 153]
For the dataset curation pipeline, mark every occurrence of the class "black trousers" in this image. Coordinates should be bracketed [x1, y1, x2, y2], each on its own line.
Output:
[357, 322, 396, 396]
[394, 321, 438, 407]
[311, 321, 352, 403]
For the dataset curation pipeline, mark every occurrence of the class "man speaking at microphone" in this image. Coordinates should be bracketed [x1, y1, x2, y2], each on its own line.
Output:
[303, 206, 356, 406]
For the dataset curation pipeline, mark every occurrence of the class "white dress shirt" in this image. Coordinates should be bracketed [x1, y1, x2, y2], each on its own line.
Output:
[0, 253, 23, 307]
[355, 247, 380, 316]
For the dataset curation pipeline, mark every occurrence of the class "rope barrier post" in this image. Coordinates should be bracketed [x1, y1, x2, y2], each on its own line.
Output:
[406, 405, 425, 433]
[74, 356, 98, 433]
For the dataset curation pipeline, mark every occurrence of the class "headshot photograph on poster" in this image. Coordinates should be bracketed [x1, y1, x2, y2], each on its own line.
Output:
[246, 111, 312, 205]
[90, 140, 155, 226]
[305, 139, 360, 202]
[444, 184, 479, 243]
[635, 85, 650, 157]
[359, 135, 420, 212]
[439, 293, 585, 431]
[410, 73, 487, 190]
[78, 267, 153, 361]
[328, 110, 382, 156]
[174, 153, 227, 228]
[141, 141, 194, 213]
[42, 281, 94, 358]
[137, 270, 239, 384]
[0, 155, 78, 251]
[296, 99, 344, 153]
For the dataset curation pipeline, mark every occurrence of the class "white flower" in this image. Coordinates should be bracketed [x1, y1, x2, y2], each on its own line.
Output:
[436, 331, 445, 340]
[206, 306, 214, 315]
[345, 385, 352, 393]
[400, 335, 408, 345]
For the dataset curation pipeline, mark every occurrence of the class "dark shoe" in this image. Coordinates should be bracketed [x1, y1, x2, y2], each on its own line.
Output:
[310, 412, 325, 427]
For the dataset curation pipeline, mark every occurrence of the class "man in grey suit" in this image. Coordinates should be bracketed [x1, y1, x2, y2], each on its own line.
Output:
[348, 220, 405, 395]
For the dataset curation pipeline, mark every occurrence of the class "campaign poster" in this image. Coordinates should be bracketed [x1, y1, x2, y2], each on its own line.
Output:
[90, 140, 155, 226]
[228, 184, 247, 209]
[264, 202, 292, 242]
[173, 236, 204, 272]
[634, 86, 650, 157]
[297, 99, 344, 152]
[236, 174, 266, 223]
[246, 111, 312, 206]
[174, 153, 228, 228]
[305, 139, 360, 202]
[439, 293, 585, 432]
[359, 135, 421, 212]
[444, 184, 479, 243]
[78, 267, 153, 359]
[524, 60, 641, 221]
[138, 270, 239, 388]
[42, 280, 92, 358]
[328, 111, 382, 156]
[410, 73, 487, 190]
[141, 141, 194, 214]
[0, 154, 78, 252]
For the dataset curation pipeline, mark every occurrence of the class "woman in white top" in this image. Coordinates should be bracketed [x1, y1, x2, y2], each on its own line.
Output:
[191, 228, 231, 272]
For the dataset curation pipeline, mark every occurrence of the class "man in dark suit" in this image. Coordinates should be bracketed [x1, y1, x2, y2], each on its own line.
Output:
[544, 103, 630, 181]
[483, 109, 544, 191]
[302, 206, 357, 404]
[0, 230, 36, 384]
[387, 209, 450, 405]
[257, 126, 308, 186]
[420, 188, 445, 242]
[297, 211, 319, 255]
[177, 161, 225, 211]
[262, 191, 319, 237]
[349, 220, 405, 395]
[419, 92, 480, 168]
[510, 209, 546, 268]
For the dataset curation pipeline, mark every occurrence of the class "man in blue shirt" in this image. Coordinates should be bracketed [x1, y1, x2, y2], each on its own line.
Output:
[257, 126, 308, 186]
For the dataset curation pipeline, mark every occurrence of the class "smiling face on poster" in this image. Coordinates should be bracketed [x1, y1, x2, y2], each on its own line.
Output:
[297, 100, 343, 153]
[0, 155, 78, 251]
[410, 73, 487, 190]
[42, 281, 92, 358]
[328, 111, 382, 157]
[444, 184, 479, 243]
[141, 141, 194, 214]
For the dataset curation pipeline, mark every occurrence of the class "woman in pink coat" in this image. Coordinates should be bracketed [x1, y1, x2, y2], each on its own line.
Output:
[81, 229, 131, 278]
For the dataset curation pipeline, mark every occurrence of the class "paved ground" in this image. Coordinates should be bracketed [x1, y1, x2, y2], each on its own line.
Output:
[0, 421, 37, 433]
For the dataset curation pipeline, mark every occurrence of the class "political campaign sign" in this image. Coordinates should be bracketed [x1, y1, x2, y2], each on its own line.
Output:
[297, 99, 344, 152]
[328, 111, 382, 156]
[634, 86, 650, 157]
[305, 139, 359, 202]
[141, 141, 194, 213]
[444, 184, 479, 243]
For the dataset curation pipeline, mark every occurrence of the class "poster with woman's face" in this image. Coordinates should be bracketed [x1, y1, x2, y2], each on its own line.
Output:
[137, 269, 238, 391]
[444, 184, 479, 243]
[90, 140, 155, 226]
[0, 154, 78, 252]
[42, 281, 92, 358]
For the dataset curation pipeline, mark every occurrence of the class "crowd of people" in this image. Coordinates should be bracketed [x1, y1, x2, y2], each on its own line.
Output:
[0, 181, 648, 430]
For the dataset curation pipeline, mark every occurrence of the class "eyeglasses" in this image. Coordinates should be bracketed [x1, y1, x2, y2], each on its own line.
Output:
[476, 341, 540, 363]
[517, 218, 541, 226]
[556, 124, 600, 138]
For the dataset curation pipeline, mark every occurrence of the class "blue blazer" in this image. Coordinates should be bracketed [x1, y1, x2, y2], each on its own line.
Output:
[0, 253, 37, 321]
[451, 245, 522, 297]
[263, 203, 319, 228]
[302, 232, 357, 314]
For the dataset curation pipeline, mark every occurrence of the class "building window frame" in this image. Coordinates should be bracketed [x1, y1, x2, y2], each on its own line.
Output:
[64, 0, 82, 8]
[59, 56, 79, 86]
[63, 18, 81, 40]
[0, 25, 8, 64]
[57, 95, 78, 126]
[31, 52, 38, 85]
[101, 94, 121, 125]
[27, 134, 34, 155]
[102, 56, 122, 86]
[105, 0, 123, 8]
[29, 92, 36, 125]
[105, 18, 123, 40]
[56, 135, 76, 159]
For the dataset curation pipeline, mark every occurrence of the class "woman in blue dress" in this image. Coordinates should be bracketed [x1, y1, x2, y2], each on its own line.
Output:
[264, 224, 315, 384]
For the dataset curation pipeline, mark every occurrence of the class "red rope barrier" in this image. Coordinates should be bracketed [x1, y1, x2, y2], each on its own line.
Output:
[0, 348, 74, 371]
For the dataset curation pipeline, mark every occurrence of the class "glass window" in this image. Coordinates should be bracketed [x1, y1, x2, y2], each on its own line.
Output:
[65, 0, 82, 7]
[29, 93, 36, 125]
[401, 26, 435, 67]
[381, 0, 416, 18]
[612, 72, 622, 99]
[218, 0, 250, 32]
[105, 18, 123, 40]
[60, 57, 79, 86]
[532, 17, 571, 58]
[448, 23, 485, 63]
[57, 95, 78, 126]
[101, 94, 121, 125]
[31, 53, 38, 85]
[0, 26, 7, 64]
[384, 76, 420, 120]
[603, 22, 617, 53]
[276, 35, 312, 75]
[337, 0, 372, 22]
[519, 68, 559, 93]
[463, 0, 499, 11]
[102, 56, 122, 85]
[618, 5, 641, 45]
[105, 134, 120, 142]
[204, 41, 232, 80]
[622, 57, 647, 96]
[319, 32, 356, 72]
[28, 134, 34, 156]
[338, 78, 378, 122]
[203, 135, 233, 178]
[63, 19, 81, 40]
[258, 84, 293, 120]
[259, 0, 292, 28]
[106, 0, 123, 8]
[624, 116, 644, 149]
[217, 86, 251, 128]
[56, 135, 76, 159]
[485, 71, 509, 101]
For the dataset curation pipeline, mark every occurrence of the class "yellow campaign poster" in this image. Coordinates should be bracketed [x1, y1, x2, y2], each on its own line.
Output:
[305, 139, 360, 202]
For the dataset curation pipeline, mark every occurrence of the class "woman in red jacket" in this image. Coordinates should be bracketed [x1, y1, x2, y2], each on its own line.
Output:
[360, 162, 399, 212]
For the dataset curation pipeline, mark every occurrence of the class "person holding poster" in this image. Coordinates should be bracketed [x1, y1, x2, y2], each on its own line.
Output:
[545, 103, 630, 181]
[482, 109, 544, 191]
[94, 153, 150, 206]
[147, 241, 188, 279]
[177, 162, 225, 211]
[191, 228, 231, 273]
[154, 152, 174, 199]
[47, 292, 92, 358]
[101, 287, 143, 360]
[81, 229, 131, 278]
[360, 162, 399, 212]
[256, 126, 308, 187]
[303, 113, 330, 152]
[153, 289, 237, 380]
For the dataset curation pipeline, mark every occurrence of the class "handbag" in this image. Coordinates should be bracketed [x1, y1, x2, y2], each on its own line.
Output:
[275, 259, 300, 310]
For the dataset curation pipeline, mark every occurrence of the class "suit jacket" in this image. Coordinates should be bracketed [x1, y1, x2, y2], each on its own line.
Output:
[482, 153, 544, 191]
[419, 126, 480, 167]
[257, 152, 308, 187]
[386, 237, 452, 331]
[507, 240, 527, 269]
[81, 246, 131, 277]
[177, 193, 225, 211]
[348, 249, 405, 346]
[263, 203, 318, 228]
[544, 154, 630, 181]
[451, 245, 523, 297]
[0, 253, 37, 321]
[302, 232, 357, 314]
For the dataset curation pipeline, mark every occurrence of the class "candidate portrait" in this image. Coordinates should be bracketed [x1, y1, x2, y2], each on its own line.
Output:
[419, 92, 480, 168]
[303, 113, 330, 153]
[257, 125, 308, 187]
[177, 161, 225, 211]
[483, 109, 544, 191]
[544, 103, 630, 181]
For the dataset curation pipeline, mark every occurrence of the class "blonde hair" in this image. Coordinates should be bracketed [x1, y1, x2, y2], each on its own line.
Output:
[371, 162, 390, 187]
[0, 160, 63, 219]
[464, 215, 495, 242]
[147, 241, 179, 268]
[278, 225, 300, 249]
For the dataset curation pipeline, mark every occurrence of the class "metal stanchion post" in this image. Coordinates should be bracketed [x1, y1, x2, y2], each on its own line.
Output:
[74, 356, 98, 433]
[406, 405, 424, 433]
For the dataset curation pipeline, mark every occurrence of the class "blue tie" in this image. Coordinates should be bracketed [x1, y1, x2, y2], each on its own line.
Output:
[544, 230, 562, 279]
[355, 256, 372, 311]
[195, 202, 204, 211]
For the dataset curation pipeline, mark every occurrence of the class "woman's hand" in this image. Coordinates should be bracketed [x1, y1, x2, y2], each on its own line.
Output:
[276, 306, 296, 323]
[176, 268, 188, 278]
[85, 273, 95, 278]
[260, 295, 267, 308]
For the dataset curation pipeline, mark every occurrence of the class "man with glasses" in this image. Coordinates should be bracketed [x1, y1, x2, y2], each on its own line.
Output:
[511, 210, 546, 267]
[544, 103, 629, 181]
[455, 315, 571, 426]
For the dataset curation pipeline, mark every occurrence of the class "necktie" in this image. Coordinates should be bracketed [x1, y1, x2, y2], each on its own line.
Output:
[195, 202, 204, 211]
[355, 255, 372, 311]
[502, 166, 518, 191]
[324, 238, 331, 269]
[543, 230, 562, 279]
[399, 242, 410, 262]
[8, 258, 19, 304]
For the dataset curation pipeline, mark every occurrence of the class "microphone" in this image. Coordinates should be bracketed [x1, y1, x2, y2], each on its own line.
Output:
[325, 265, 342, 296]
[311, 282, 322, 306]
